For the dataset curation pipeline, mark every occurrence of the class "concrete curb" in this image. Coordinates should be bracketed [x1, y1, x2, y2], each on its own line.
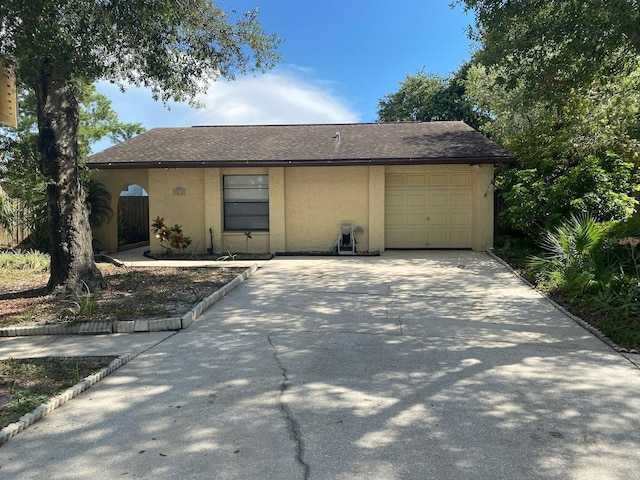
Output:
[0, 264, 258, 337]
[0, 354, 132, 446]
[486, 250, 640, 357]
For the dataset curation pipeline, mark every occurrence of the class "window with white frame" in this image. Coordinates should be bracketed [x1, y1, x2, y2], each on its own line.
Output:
[223, 175, 269, 231]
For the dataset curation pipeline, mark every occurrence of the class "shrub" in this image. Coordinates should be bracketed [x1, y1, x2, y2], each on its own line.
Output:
[150, 217, 192, 254]
[527, 214, 610, 298]
[499, 153, 637, 233]
[0, 249, 49, 271]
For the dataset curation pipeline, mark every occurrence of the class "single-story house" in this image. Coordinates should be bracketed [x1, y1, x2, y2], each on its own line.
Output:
[87, 121, 515, 255]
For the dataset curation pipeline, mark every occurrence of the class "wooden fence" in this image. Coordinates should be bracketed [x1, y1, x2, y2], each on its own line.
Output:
[0, 198, 31, 249]
[117, 195, 149, 247]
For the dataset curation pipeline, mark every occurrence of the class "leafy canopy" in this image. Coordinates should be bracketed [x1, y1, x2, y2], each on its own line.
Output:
[377, 63, 490, 130]
[457, 0, 640, 100]
[465, 53, 640, 232]
[1, 0, 281, 102]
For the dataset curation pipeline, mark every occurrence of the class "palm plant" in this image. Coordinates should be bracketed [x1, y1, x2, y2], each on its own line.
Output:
[528, 214, 609, 296]
[85, 175, 113, 228]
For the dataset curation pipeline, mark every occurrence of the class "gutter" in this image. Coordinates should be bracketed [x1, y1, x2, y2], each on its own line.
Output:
[87, 156, 516, 169]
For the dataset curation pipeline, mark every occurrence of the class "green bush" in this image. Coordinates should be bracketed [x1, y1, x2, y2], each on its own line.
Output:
[499, 153, 637, 233]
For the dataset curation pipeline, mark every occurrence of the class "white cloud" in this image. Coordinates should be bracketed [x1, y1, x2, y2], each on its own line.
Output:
[191, 70, 359, 126]
[95, 67, 359, 133]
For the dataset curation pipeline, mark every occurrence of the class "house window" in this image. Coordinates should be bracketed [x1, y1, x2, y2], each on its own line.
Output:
[223, 175, 269, 231]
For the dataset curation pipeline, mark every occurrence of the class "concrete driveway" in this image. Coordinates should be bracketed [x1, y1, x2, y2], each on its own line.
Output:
[1, 251, 639, 479]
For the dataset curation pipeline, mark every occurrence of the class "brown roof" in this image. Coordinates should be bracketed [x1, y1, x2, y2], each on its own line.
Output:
[87, 121, 515, 169]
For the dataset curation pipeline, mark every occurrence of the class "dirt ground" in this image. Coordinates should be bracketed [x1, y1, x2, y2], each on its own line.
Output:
[0, 264, 245, 327]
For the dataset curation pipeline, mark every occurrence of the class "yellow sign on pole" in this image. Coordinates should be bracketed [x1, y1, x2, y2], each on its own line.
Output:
[0, 62, 18, 129]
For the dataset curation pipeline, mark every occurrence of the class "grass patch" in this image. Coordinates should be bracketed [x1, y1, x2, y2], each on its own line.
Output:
[0, 357, 115, 429]
[0, 250, 49, 271]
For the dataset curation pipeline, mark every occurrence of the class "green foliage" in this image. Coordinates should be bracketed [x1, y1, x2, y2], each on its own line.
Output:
[1, 84, 145, 161]
[377, 63, 490, 130]
[457, 0, 640, 101]
[85, 176, 113, 229]
[151, 217, 192, 253]
[1, 85, 136, 249]
[0, 167, 112, 251]
[77, 84, 145, 158]
[518, 215, 640, 348]
[0, 249, 49, 271]
[117, 216, 147, 247]
[492, 234, 542, 277]
[0, 1, 281, 104]
[0, 187, 13, 230]
[601, 219, 640, 274]
[60, 282, 98, 320]
[499, 154, 637, 232]
[528, 215, 609, 298]
[467, 57, 640, 234]
[597, 273, 640, 325]
[461, 3, 640, 236]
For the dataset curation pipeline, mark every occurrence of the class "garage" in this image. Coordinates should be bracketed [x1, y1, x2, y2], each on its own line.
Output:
[385, 168, 474, 249]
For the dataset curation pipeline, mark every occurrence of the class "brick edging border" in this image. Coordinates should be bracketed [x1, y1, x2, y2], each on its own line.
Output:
[0, 264, 258, 337]
[486, 250, 640, 358]
[0, 354, 132, 446]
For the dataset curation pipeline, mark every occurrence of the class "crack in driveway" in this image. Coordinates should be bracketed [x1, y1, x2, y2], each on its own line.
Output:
[268, 332, 310, 480]
[384, 283, 403, 335]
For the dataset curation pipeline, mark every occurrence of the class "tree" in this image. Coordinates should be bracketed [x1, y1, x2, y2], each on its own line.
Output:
[1, 84, 144, 250]
[0, 1, 280, 295]
[457, 0, 640, 234]
[457, 0, 640, 101]
[377, 63, 490, 130]
[465, 58, 640, 232]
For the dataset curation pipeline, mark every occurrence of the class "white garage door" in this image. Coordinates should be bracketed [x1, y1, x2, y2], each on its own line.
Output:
[385, 171, 473, 248]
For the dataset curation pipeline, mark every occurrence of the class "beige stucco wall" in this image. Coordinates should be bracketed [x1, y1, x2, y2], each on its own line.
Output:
[268, 167, 286, 253]
[92, 163, 494, 254]
[148, 168, 205, 254]
[472, 164, 495, 251]
[284, 166, 370, 252]
[368, 166, 386, 252]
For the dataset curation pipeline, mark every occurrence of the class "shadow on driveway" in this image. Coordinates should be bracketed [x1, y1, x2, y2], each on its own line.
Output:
[0, 251, 639, 480]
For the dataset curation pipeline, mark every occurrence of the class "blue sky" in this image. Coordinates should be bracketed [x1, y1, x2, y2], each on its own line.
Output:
[94, 1, 476, 152]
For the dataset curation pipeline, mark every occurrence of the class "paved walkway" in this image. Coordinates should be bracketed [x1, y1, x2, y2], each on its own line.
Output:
[1, 251, 639, 479]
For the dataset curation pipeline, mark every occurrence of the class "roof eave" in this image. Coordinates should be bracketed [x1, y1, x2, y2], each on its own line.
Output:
[88, 156, 517, 169]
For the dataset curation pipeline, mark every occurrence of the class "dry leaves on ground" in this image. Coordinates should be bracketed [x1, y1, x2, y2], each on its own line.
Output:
[0, 264, 245, 327]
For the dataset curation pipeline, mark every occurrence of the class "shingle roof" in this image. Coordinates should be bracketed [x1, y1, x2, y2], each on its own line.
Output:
[87, 121, 515, 168]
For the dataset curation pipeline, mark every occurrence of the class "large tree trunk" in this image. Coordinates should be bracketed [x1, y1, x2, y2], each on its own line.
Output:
[34, 73, 105, 296]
